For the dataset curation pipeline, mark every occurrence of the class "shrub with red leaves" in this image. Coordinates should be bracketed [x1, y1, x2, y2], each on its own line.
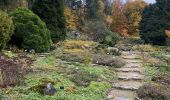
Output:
[0, 54, 23, 87]
[137, 83, 170, 100]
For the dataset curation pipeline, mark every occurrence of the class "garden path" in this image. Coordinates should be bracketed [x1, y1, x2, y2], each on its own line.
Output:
[108, 51, 145, 100]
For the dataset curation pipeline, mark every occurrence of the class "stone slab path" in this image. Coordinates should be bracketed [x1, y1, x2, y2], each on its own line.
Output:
[108, 51, 145, 100]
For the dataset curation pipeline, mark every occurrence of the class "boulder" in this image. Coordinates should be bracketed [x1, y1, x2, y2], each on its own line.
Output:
[43, 83, 57, 96]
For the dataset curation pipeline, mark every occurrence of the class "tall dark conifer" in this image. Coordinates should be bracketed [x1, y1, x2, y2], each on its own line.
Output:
[86, 0, 100, 20]
[32, 0, 66, 42]
[140, 0, 170, 45]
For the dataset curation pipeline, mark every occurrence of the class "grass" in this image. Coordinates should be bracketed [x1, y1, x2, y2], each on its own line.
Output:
[32, 55, 56, 70]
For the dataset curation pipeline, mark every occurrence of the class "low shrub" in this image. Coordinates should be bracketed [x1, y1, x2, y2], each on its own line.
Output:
[69, 69, 98, 87]
[64, 40, 96, 49]
[0, 54, 23, 87]
[132, 44, 155, 52]
[137, 83, 170, 100]
[92, 54, 125, 68]
[10, 8, 52, 52]
[0, 11, 14, 51]
[61, 51, 92, 65]
[105, 47, 121, 56]
[14, 54, 34, 74]
[152, 73, 170, 85]
[101, 31, 120, 47]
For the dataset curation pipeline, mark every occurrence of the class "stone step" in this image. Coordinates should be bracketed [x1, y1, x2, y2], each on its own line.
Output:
[117, 72, 144, 80]
[112, 81, 143, 91]
[37, 53, 51, 57]
[115, 68, 142, 73]
[108, 88, 137, 100]
[121, 55, 141, 59]
[125, 59, 143, 63]
[121, 51, 141, 55]
[124, 63, 142, 68]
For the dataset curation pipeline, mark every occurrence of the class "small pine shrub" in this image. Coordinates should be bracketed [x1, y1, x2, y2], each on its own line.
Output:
[10, 8, 52, 52]
[0, 11, 14, 51]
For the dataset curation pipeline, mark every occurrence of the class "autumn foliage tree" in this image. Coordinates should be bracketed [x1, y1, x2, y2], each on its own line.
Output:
[111, 0, 128, 36]
[124, 0, 147, 35]
[64, 7, 77, 30]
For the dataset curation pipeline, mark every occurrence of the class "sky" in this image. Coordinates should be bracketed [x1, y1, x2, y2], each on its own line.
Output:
[144, 0, 155, 4]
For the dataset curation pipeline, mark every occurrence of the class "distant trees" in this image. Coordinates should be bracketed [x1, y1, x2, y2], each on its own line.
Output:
[32, 0, 66, 42]
[85, 21, 108, 41]
[0, 11, 13, 51]
[86, 0, 100, 20]
[140, 0, 170, 45]
[64, 7, 77, 31]
[124, 0, 147, 35]
[0, 0, 28, 11]
[10, 8, 52, 52]
[111, 0, 128, 36]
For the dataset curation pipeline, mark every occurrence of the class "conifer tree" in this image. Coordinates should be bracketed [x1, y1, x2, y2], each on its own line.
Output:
[32, 0, 66, 42]
[140, 0, 170, 45]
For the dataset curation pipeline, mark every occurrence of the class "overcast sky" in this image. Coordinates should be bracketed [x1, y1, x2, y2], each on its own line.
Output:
[144, 0, 155, 4]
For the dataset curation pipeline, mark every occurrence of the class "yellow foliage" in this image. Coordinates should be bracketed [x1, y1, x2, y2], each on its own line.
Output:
[124, 0, 147, 34]
[64, 40, 96, 49]
[98, 0, 105, 17]
[105, 15, 113, 27]
[165, 30, 170, 38]
[64, 7, 77, 30]
[66, 86, 77, 93]
[64, 49, 84, 54]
